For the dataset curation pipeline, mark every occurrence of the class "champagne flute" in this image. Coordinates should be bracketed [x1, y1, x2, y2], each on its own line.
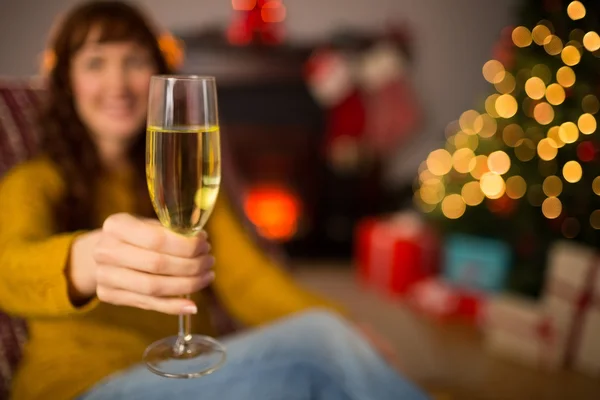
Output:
[143, 75, 226, 378]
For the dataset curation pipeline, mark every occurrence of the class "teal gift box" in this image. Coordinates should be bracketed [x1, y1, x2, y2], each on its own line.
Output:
[443, 234, 512, 293]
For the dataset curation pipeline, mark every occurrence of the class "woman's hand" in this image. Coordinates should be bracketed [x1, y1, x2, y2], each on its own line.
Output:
[92, 213, 215, 315]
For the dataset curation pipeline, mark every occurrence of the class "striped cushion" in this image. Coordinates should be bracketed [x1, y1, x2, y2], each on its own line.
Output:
[0, 78, 45, 400]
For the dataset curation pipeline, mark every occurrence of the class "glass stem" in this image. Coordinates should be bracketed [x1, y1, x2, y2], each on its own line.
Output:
[174, 294, 192, 355]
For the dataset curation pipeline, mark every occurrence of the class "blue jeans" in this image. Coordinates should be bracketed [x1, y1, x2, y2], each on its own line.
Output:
[78, 309, 429, 400]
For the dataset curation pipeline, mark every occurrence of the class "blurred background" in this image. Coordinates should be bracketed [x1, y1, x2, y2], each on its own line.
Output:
[2, 0, 600, 399]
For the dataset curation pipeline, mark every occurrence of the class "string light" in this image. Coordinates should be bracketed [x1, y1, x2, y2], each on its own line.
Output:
[559, 122, 579, 144]
[453, 148, 476, 173]
[593, 177, 600, 195]
[496, 94, 518, 118]
[461, 181, 485, 206]
[474, 114, 497, 138]
[459, 110, 480, 135]
[512, 26, 532, 47]
[542, 197, 562, 219]
[483, 60, 505, 84]
[441, 194, 466, 219]
[543, 175, 563, 196]
[525, 77, 546, 100]
[557, 66, 576, 87]
[590, 210, 600, 229]
[532, 24, 552, 45]
[495, 72, 516, 94]
[506, 176, 527, 199]
[546, 83, 566, 105]
[454, 132, 479, 151]
[488, 151, 511, 175]
[426, 149, 453, 176]
[469, 155, 490, 179]
[547, 126, 565, 148]
[563, 160, 583, 183]
[414, 193, 437, 213]
[562, 217, 580, 238]
[544, 35, 563, 55]
[503, 124, 524, 147]
[578, 113, 597, 134]
[583, 31, 600, 52]
[561, 45, 581, 66]
[515, 139, 536, 161]
[480, 172, 506, 199]
[567, 1, 586, 21]
[538, 138, 558, 161]
[420, 178, 445, 205]
[582, 95, 600, 114]
[534, 102, 555, 125]
[485, 94, 501, 118]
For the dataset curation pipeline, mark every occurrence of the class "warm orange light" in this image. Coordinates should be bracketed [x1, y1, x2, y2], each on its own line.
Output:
[546, 84, 566, 105]
[567, 1, 586, 21]
[561, 45, 581, 66]
[496, 94, 518, 118]
[480, 172, 506, 199]
[483, 60, 505, 84]
[584, 31, 600, 52]
[525, 77, 546, 100]
[488, 151, 511, 175]
[534, 102, 555, 125]
[261, 1, 286, 23]
[538, 138, 558, 161]
[232, 0, 257, 10]
[559, 122, 579, 144]
[506, 176, 527, 199]
[442, 194, 466, 219]
[503, 124, 524, 147]
[244, 185, 300, 241]
[578, 113, 597, 134]
[542, 197, 562, 219]
[427, 149, 453, 176]
[557, 66, 576, 87]
[563, 160, 583, 183]
[512, 26, 532, 48]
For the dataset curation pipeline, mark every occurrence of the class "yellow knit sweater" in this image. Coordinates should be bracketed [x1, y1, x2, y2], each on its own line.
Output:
[0, 157, 341, 400]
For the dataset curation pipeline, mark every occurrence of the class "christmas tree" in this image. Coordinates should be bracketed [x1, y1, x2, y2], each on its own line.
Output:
[415, 0, 600, 295]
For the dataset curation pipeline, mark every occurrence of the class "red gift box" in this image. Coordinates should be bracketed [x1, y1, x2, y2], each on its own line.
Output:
[407, 278, 488, 324]
[355, 211, 439, 297]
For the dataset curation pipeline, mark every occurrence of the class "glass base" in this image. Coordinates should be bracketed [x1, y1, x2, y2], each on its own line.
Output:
[143, 334, 226, 378]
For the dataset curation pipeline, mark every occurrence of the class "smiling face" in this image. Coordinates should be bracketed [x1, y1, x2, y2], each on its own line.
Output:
[70, 33, 156, 144]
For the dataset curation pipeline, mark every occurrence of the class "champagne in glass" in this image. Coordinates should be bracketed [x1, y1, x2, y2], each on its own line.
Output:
[143, 75, 226, 378]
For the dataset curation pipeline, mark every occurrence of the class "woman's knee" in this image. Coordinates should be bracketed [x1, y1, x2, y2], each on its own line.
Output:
[289, 308, 356, 340]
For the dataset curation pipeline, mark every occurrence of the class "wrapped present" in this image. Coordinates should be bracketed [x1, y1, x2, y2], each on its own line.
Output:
[483, 295, 561, 369]
[407, 278, 487, 324]
[542, 241, 600, 376]
[443, 234, 511, 293]
[355, 211, 438, 297]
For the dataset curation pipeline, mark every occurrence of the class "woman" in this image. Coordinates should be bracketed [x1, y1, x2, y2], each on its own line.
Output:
[0, 1, 428, 400]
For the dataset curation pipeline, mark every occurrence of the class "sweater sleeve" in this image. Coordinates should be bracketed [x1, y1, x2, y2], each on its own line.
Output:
[0, 159, 98, 317]
[207, 192, 346, 327]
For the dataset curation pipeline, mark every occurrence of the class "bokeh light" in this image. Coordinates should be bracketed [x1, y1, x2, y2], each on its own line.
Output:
[506, 176, 527, 199]
[559, 121, 579, 143]
[485, 94, 501, 118]
[483, 60, 505, 84]
[525, 77, 546, 100]
[543, 175, 563, 196]
[590, 210, 600, 229]
[561, 45, 581, 66]
[488, 151, 511, 174]
[577, 141, 596, 162]
[503, 124, 524, 147]
[583, 31, 600, 52]
[512, 26, 532, 48]
[442, 194, 466, 219]
[496, 94, 518, 118]
[459, 110, 480, 135]
[453, 148, 476, 173]
[582, 95, 600, 114]
[515, 139, 536, 161]
[427, 149, 453, 176]
[567, 1, 586, 21]
[532, 24, 551, 45]
[534, 102, 555, 125]
[469, 155, 490, 180]
[454, 132, 479, 151]
[593, 176, 600, 195]
[542, 197, 562, 219]
[544, 35, 563, 55]
[562, 217, 580, 238]
[547, 126, 565, 148]
[261, 1, 287, 23]
[474, 114, 497, 138]
[538, 138, 558, 161]
[414, 193, 437, 213]
[563, 160, 583, 183]
[494, 72, 516, 94]
[528, 184, 545, 206]
[462, 181, 485, 206]
[578, 113, 597, 134]
[557, 66, 576, 87]
[232, 0, 257, 10]
[480, 172, 506, 199]
[420, 178, 445, 205]
[546, 83, 566, 105]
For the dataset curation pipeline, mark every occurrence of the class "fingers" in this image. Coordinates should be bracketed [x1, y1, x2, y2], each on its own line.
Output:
[96, 263, 215, 298]
[93, 235, 214, 277]
[103, 213, 208, 257]
[96, 286, 200, 315]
